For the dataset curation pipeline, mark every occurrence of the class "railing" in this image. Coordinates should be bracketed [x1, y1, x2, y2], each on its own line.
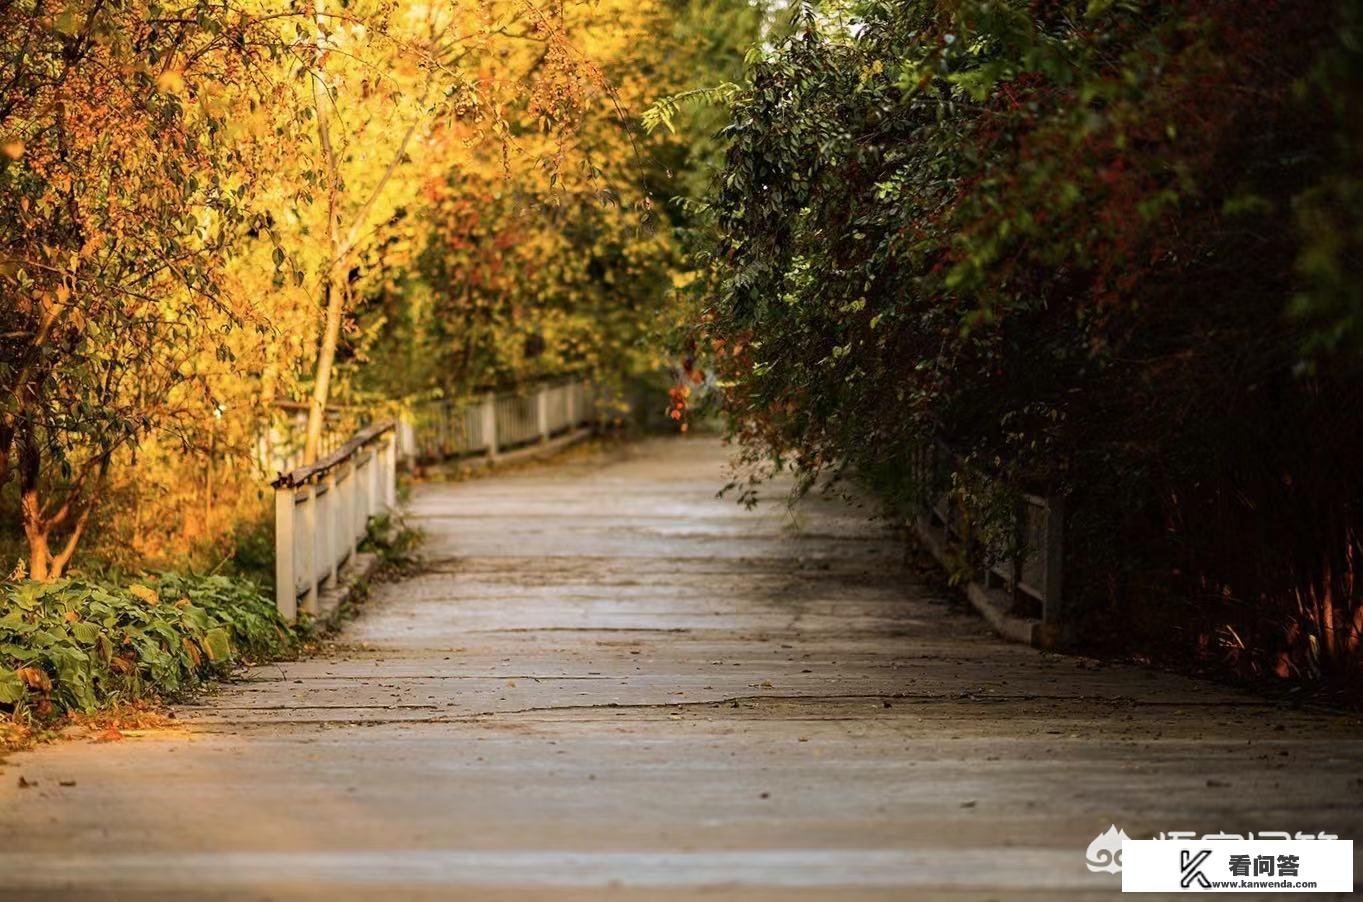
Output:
[270, 377, 600, 620]
[271, 421, 398, 621]
[401, 376, 597, 464]
[914, 440, 1065, 627]
[256, 401, 376, 480]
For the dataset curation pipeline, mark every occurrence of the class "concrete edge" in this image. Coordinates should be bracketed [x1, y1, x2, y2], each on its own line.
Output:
[313, 551, 380, 630]
[448, 425, 596, 472]
[910, 517, 1041, 647]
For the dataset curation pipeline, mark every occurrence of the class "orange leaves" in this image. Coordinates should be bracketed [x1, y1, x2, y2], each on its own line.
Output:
[16, 667, 51, 693]
[155, 70, 186, 95]
[667, 379, 696, 432]
[128, 585, 159, 606]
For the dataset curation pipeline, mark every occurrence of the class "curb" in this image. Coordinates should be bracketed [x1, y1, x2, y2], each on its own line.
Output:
[313, 551, 380, 629]
[436, 426, 595, 474]
[911, 518, 1043, 647]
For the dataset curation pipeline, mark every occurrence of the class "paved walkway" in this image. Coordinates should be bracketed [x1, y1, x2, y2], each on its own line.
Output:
[2, 436, 1361, 900]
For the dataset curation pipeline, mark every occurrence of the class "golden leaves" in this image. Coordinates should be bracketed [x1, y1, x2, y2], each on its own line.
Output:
[16, 667, 51, 693]
[128, 585, 159, 606]
[156, 70, 186, 95]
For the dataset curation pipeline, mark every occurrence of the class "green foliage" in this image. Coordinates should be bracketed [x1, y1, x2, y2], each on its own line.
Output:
[1290, 0, 1363, 357]
[692, 0, 1363, 681]
[360, 513, 423, 574]
[356, 0, 768, 405]
[642, 84, 742, 135]
[0, 573, 294, 717]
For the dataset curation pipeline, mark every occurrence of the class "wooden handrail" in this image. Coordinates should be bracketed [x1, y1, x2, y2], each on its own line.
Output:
[272, 419, 396, 489]
[271, 377, 599, 621]
[916, 438, 1065, 622]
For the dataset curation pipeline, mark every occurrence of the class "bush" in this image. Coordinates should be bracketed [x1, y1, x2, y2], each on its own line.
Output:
[0, 573, 294, 717]
[689, 0, 1363, 684]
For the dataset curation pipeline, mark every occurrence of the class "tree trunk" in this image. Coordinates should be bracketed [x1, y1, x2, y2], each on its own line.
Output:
[20, 487, 53, 582]
[21, 493, 93, 582]
[16, 423, 102, 582]
[304, 269, 347, 464]
[303, 5, 343, 466]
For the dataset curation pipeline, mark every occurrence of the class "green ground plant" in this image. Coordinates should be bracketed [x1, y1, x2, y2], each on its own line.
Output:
[0, 573, 293, 719]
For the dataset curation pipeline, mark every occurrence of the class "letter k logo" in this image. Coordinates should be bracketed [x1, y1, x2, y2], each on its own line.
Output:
[1180, 849, 1213, 889]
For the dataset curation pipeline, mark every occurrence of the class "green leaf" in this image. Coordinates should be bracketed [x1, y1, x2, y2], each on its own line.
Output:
[200, 628, 232, 663]
[0, 668, 25, 705]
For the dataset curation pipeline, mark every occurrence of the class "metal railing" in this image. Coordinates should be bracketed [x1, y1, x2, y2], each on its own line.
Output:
[914, 440, 1065, 624]
[271, 421, 398, 621]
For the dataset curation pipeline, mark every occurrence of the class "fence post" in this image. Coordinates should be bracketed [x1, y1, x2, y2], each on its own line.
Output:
[565, 380, 576, 426]
[482, 393, 499, 461]
[1010, 498, 1026, 601]
[274, 486, 296, 622]
[536, 385, 550, 441]
[384, 429, 398, 510]
[1041, 495, 1066, 628]
[301, 484, 319, 616]
[346, 462, 359, 566]
[323, 470, 338, 585]
[367, 445, 380, 523]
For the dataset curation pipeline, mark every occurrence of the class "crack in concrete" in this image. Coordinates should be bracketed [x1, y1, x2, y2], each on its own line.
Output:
[240, 674, 613, 683]
[181, 691, 1288, 723]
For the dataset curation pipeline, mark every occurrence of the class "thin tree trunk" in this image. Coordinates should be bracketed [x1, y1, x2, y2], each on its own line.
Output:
[20, 487, 52, 581]
[305, 271, 348, 463]
[300, 0, 433, 463]
[16, 414, 109, 581]
[303, 0, 342, 465]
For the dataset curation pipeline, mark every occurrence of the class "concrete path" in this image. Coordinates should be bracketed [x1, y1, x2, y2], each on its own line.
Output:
[1, 436, 1361, 900]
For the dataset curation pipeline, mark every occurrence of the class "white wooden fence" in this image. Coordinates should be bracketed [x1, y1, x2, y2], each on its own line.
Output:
[271, 421, 398, 621]
[914, 440, 1065, 623]
[401, 377, 596, 464]
[271, 377, 598, 620]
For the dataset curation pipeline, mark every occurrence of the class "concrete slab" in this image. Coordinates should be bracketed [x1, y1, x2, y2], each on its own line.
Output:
[1, 436, 1360, 900]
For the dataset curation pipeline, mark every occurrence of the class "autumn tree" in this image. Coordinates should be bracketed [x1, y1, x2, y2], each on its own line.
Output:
[356, 0, 767, 402]
[0, 1, 293, 579]
[285, 0, 619, 462]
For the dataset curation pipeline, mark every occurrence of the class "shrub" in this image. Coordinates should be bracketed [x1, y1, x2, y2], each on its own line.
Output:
[0, 573, 294, 717]
[689, 0, 1363, 684]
